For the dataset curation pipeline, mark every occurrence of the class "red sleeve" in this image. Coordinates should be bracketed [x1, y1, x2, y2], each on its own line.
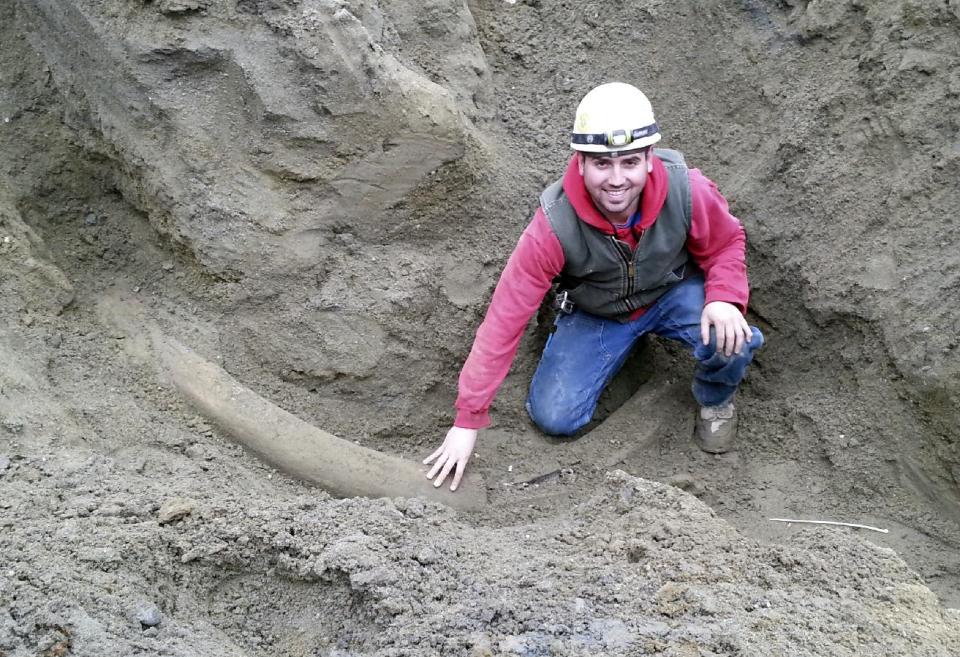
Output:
[454, 209, 565, 429]
[685, 168, 749, 313]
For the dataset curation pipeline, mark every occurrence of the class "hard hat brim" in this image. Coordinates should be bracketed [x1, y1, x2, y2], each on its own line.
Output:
[570, 133, 661, 153]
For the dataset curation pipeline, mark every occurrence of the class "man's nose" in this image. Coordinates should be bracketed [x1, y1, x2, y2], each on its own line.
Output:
[608, 164, 625, 185]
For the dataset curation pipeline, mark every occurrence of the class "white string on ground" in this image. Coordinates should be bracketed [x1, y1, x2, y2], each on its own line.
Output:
[769, 518, 889, 534]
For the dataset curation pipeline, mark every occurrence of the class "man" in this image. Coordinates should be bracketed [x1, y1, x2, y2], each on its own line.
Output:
[424, 82, 764, 491]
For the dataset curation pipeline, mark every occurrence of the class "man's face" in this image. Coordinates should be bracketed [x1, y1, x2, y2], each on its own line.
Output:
[578, 150, 650, 223]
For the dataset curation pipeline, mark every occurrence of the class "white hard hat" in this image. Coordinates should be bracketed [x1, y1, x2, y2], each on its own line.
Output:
[570, 82, 661, 154]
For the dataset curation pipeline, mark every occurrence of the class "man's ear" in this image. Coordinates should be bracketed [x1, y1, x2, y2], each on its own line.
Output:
[577, 152, 585, 176]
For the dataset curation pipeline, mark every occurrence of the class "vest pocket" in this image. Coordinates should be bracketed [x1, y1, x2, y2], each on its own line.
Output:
[640, 264, 686, 293]
[666, 264, 687, 282]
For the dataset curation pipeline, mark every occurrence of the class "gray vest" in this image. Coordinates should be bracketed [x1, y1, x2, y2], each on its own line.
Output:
[540, 148, 693, 321]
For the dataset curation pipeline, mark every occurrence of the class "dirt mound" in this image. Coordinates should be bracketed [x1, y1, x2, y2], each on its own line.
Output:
[2, 0, 960, 654]
[5, 465, 959, 656]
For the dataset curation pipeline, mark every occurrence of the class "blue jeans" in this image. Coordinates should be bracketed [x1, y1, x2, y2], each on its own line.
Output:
[525, 275, 764, 436]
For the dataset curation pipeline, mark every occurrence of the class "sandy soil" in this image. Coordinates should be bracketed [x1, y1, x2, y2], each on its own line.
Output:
[2, 0, 959, 655]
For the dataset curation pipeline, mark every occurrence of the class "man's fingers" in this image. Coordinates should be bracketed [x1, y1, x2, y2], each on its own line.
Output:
[702, 304, 753, 356]
[715, 322, 727, 355]
[433, 458, 455, 488]
[723, 322, 736, 356]
[422, 446, 443, 465]
[741, 323, 753, 353]
[426, 453, 447, 479]
[450, 460, 467, 492]
[733, 328, 745, 354]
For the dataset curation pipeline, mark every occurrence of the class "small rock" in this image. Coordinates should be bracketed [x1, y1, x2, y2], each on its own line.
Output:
[589, 618, 633, 649]
[84, 213, 98, 226]
[157, 497, 197, 524]
[184, 444, 215, 461]
[349, 566, 397, 588]
[378, 596, 407, 616]
[634, 619, 670, 636]
[0, 455, 9, 473]
[414, 546, 439, 565]
[468, 634, 495, 657]
[136, 602, 163, 628]
[403, 498, 426, 519]
[2, 418, 24, 434]
[158, 0, 208, 14]
[161, 262, 174, 272]
[180, 545, 203, 563]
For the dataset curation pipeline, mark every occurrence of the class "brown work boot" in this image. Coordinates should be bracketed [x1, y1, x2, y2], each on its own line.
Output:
[696, 402, 737, 454]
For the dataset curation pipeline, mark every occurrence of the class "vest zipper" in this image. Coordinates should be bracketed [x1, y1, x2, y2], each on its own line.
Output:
[626, 228, 647, 297]
[609, 223, 647, 305]
[610, 236, 634, 297]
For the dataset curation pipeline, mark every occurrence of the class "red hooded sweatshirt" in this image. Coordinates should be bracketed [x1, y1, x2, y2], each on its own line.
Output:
[454, 152, 749, 429]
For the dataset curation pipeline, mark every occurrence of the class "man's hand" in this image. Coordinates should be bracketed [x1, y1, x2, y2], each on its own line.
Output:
[423, 426, 478, 492]
[700, 301, 751, 356]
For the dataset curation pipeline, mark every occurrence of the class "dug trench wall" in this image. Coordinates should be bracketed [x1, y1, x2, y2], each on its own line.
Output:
[13, 0, 497, 438]
[13, 0, 959, 475]
[2, 0, 960, 655]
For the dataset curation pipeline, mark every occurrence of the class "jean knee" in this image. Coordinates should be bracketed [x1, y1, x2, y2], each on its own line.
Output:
[525, 398, 587, 437]
[743, 327, 764, 357]
[695, 326, 764, 362]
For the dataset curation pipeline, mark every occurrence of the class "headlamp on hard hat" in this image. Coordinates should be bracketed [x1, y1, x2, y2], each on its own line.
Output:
[570, 123, 659, 148]
[569, 82, 662, 154]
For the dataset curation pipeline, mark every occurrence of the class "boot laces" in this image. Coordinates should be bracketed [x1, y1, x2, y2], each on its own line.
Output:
[700, 402, 735, 421]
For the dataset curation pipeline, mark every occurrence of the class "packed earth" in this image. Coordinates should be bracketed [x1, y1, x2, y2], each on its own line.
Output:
[1, 1, 959, 655]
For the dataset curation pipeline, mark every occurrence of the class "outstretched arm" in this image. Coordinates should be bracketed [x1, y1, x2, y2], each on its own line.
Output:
[424, 210, 564, 490]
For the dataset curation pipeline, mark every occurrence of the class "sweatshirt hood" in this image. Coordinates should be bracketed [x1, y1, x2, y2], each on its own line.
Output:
[561, 152, 669, 235]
